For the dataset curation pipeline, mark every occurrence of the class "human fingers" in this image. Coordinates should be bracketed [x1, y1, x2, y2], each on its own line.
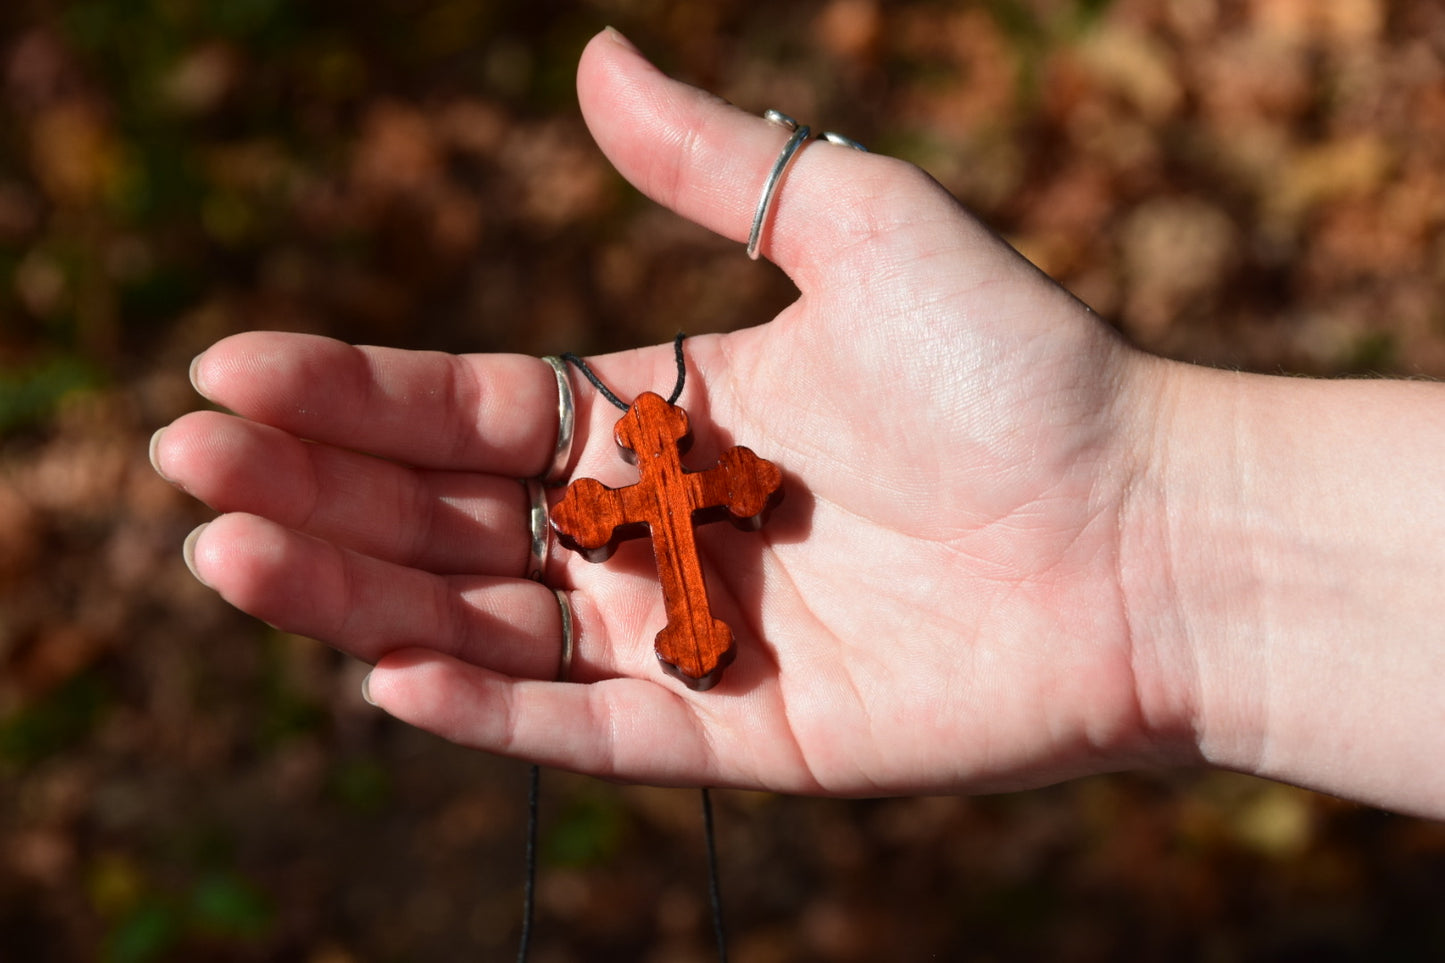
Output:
[153, 410, 536, 576]
[185, 513, 619, 682]
[576, 28, 1001, 290]
[190, 331, 576, 477]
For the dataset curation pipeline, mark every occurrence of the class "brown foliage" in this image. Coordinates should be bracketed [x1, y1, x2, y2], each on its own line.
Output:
[3, 1, 1445, 959]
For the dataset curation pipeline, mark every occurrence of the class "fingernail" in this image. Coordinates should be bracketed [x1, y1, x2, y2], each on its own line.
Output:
[148, 427, 171, 481]
[603, 25, 640, 54]
[189, 353, 209, 398]
[182, 523, 211, 587]
[361, 671, 377, 707]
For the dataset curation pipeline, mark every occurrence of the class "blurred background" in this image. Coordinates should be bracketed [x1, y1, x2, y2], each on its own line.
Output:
[3, 0, 1445, 959]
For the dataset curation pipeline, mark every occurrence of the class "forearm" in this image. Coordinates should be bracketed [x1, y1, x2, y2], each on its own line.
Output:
[1124, 356, 1445, 818]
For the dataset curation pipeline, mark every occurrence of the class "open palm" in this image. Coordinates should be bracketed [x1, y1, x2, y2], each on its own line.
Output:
[154, 30, 1172, 797]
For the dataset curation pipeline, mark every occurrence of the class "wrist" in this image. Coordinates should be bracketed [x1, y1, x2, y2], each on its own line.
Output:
[1115, 358, 1262, 773]
[1118, 359, 1445, 816]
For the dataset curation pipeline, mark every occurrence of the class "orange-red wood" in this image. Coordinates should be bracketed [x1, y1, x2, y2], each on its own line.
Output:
[551, 392, 783, 690]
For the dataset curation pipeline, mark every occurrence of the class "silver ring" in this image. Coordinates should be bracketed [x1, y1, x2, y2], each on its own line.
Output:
[539, 356, 574, 484]
[821, 131, 867, 151]
[553, 589, 574, 682]
[525, 478, 551, 582]
[747, 110, 812, 260]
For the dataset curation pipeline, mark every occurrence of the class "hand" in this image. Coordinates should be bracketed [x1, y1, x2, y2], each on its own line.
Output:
[150, 29, 1181, 796]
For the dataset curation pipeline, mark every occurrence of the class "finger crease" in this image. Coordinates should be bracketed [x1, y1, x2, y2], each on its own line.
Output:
[405, 470, 439, 568]
[438, 574, 474, 662]
[295, 440, 325, 532]
[327, 539, 364, 641]
[445, 355, 486, 467]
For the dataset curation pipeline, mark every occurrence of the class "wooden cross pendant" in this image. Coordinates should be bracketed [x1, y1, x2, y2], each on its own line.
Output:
[551, 392, 783, 691]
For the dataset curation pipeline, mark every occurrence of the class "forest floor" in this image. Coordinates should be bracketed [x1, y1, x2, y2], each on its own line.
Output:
[4, 1, 1445, 960]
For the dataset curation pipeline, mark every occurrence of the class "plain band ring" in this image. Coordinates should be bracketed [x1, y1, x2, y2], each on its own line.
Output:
[747, 110, 811, 260]
[553, 589, 574, 682]
[525, 479, 551, 582]
[822, 131, 867, 151]
[539, 356, 574, 484]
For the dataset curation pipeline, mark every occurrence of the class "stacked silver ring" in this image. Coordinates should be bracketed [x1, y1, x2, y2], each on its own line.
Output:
[524, 478, 551, 582]
[539, 356, 575, 484]
[527, 356, 577, 682]
[747, 111, 812, 260]
[747, 109, 867, 261]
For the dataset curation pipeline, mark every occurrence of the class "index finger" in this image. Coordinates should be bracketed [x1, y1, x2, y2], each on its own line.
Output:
[191, 331, 568, 476]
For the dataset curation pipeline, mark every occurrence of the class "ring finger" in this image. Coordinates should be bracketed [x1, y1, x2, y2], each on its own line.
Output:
[187, 512, 601, 681]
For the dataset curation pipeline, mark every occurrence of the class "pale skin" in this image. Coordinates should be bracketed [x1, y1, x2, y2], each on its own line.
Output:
[150, 29, 1445, 819]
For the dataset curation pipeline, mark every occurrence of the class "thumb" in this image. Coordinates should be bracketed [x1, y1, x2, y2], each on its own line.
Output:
[576, 28, 948, 290]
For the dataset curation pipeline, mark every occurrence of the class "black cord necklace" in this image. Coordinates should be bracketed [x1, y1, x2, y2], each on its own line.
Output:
[517, 333, 728, 962]
[560, 330, 688, 410]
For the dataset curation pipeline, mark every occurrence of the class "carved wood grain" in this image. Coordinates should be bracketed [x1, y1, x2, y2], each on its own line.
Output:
[551, 392, 783, 690]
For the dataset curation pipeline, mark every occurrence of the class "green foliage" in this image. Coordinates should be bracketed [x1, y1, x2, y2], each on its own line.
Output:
[100, 872, 275, 963]
[256, 683, 327, 748]
[328, 757, 392, 814]
[257, 635, 329, 748]
[187, 872, 275, 940]
[0, 672, 110, 769]
[544, 791, 626, 868]
[1348, 330, 1398, 373]
[1070, 0, 1119, 30]
[984, 0, 1118, 42]
[974, 0, 1119, 106]
[116, 263, 207, 326]
[62, 0, 301, 54]
[104, 901, 180, 963]
[0, 356, 103, 434]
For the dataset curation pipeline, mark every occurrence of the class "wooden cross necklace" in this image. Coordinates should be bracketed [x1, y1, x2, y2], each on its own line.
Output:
[517, 336, 778, 963]
[551, 335, 783, 691]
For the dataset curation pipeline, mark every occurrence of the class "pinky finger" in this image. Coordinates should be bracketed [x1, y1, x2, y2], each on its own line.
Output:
[363, 648, 722, 786]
